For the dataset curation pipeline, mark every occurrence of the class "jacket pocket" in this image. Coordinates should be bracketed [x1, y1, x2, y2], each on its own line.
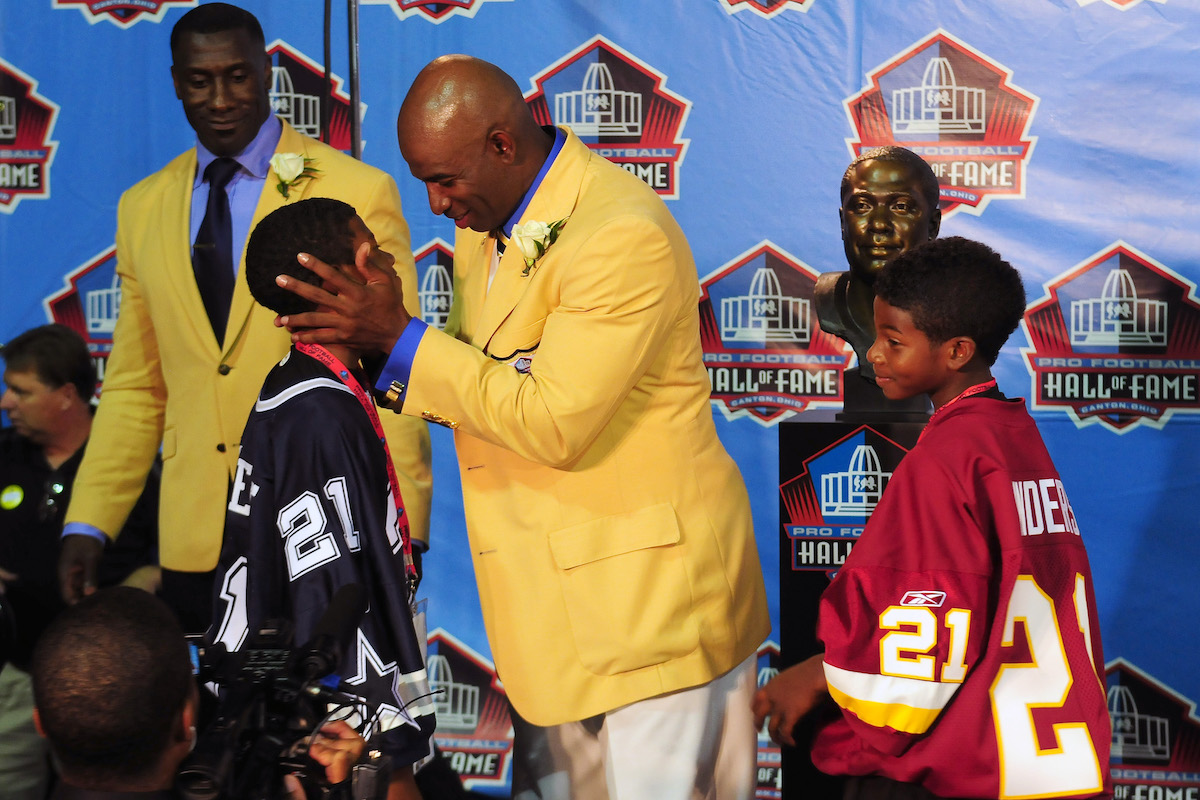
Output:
[548, 503, 699, 676]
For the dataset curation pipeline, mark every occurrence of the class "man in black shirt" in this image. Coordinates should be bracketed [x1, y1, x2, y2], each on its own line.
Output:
[1, 324, 158, 799]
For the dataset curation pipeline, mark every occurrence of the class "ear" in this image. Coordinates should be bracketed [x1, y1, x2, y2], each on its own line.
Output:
[488, 130, 517, 165]
[170, 66, 183, 101]
[56, 383, 76, 411]
[928, 205, 942, 239]
[945, 336, 976, 371]
[838, 207, 847, 241]
[174, 685, 199, 744]
[32, 707, 46, 739]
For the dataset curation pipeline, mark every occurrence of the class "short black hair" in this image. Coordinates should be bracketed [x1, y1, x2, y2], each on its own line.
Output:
[1, 323, 96, 400]
[874, 236, 1027, 366]
[245, 197, 360, 316]
[31, 587, 192, 788]
[841, 146, 940, 212]
[170, 3, 265, 62]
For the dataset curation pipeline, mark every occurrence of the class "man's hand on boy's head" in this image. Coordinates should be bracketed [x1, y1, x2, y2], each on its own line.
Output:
[751, 653, 829, 748]
[275, 241, 412, 356]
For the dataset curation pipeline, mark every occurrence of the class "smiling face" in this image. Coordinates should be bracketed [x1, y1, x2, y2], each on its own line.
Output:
[397, 112, 522, 235]
[171, 28, 272, 157]
[840, 159, 941, 283]
[866, 296, 958, 407]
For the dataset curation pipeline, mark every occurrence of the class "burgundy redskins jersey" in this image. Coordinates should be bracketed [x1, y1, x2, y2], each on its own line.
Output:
[813, 396, 1112, 800]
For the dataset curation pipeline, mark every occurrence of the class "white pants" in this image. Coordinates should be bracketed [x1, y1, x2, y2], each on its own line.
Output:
[510, 656, 757, 800]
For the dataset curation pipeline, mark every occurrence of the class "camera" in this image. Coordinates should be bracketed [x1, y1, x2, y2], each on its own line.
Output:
[177, 584, 391, 800]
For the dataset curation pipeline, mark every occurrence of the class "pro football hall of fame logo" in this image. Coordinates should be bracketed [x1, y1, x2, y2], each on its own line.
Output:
[414, 239, 455, 331]
[44, 249, 119, 393]
[52, 0, 194, 28]
[266, 41, 356, 153]
[717, 0, 815, 18]
[1077, 0, 1167, 8]
[779, 426, 912, 577]
[699, 242, 851, 425]
[1022, 242, 1200, 433]
[845, 28, 1037, 218]
[425, 629, 514, 791]
[1106, 660, 1200, 797]
[361, 0, 511, 23]
[0, 58, 58, 214]
[525, 36, 690, 199]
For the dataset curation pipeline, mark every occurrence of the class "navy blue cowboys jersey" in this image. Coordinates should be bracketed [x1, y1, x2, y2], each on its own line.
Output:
[210, 348, 434, 767]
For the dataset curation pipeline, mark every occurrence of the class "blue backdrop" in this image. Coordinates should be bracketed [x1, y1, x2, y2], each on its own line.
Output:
[3, 1, 1198, 796]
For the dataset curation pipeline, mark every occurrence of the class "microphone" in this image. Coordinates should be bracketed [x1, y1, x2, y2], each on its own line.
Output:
[292, 582, 367, 682]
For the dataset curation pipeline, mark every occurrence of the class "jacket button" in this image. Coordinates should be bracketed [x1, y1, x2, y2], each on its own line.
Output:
[216, 443, 226, 452]
[218, 364, 231, 375]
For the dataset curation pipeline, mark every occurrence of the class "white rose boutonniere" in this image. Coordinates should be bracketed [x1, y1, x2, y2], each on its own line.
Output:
[512, 217, 568, 276]
[270, 153, 319, 199]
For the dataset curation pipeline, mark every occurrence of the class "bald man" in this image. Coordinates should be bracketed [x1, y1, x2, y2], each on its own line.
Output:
[278, 55, 770, 800]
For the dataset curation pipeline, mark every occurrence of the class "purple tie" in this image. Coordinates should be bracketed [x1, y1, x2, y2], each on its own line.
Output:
[192, 157, 240, 346]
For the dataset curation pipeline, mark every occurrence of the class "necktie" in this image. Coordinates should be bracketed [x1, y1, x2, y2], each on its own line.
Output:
[192, 157, 240, 346]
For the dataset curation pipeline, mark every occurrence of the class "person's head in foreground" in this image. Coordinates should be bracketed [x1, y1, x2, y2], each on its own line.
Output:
[246, 197, 392, 318]
[867, 235, 1026, 409]
[31, 586, 196, 793]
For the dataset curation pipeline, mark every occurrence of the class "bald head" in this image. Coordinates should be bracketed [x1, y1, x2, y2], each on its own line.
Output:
[399, 55, 536, 141]
[397, 55, 555, 233]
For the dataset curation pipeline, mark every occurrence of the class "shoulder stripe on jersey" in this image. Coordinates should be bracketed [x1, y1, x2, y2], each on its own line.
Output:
[256, 377, 356, 412]
[823, 662, 959, 734]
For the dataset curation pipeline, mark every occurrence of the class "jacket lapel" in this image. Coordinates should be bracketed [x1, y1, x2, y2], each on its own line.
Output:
[159, 150, 223, 351]
[472, 129, 590, 353]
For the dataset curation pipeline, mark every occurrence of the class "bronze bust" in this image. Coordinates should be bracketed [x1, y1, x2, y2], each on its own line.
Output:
[815, 146, 941, 417]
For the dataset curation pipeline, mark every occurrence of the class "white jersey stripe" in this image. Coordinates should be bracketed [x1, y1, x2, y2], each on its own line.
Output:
[256, 377, 355, 412]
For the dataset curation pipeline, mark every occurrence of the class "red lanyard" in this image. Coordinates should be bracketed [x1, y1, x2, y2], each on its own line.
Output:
[919, 378, 997, 442]
[296, 343, 416, 582]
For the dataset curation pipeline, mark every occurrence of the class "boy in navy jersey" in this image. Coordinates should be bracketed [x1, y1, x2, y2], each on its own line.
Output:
[754, 237, 1111, 800]
[209, 198, 433, 800]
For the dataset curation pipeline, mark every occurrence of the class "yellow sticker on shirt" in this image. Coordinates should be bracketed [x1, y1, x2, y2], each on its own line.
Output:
[1, 485, 24, 510]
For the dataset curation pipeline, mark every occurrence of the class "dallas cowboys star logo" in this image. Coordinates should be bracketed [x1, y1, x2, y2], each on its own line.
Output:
[343, 629, 420, 733]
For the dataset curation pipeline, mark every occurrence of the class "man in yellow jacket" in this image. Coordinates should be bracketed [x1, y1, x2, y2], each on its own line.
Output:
[280, 55, 770, 799]
[59, 3, 430, 634]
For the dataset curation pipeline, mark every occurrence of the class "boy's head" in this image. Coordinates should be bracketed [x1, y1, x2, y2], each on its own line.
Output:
[873, 236, 1026, 368]
[245, 197, 362, 317]
[867, 237, 1025, 406]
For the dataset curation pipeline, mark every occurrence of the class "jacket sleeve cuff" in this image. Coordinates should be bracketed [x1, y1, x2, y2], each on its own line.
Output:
[374, 318, 429, 411]
[63, 522, 110, 543]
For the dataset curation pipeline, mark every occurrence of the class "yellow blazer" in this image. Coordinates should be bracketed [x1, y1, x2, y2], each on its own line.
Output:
[67, 119, 431, 571]
[404, 129, 769, 725]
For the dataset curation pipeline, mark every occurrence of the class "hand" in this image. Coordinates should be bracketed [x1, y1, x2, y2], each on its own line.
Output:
[305, 719, 366, 785]
[276, 242, 412, 356]
[751, 653, 829, 747]
[58, 533, 105, 604]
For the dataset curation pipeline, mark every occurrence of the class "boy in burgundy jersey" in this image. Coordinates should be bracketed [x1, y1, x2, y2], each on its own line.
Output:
[754, 237, 1112, 800]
